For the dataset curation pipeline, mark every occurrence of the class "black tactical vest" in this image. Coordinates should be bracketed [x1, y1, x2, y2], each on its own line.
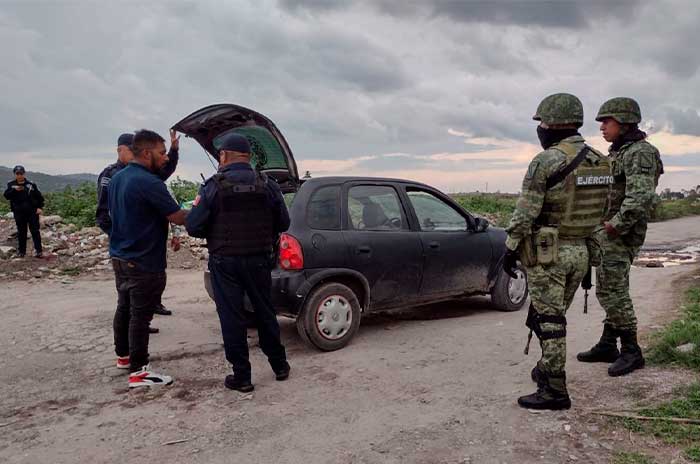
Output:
[207, 172, 275, 256]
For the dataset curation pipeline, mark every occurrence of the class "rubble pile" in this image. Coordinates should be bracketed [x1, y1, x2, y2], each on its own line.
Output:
[0, 214, 207, 281]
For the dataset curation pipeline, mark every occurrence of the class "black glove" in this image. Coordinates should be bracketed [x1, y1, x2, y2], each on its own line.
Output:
[581, 266, 592, 290]
[503, 249, 519, 279]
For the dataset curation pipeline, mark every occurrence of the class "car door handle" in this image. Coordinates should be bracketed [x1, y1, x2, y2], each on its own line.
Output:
[356, 246, 371, 254]
[428, 241, 440, 249]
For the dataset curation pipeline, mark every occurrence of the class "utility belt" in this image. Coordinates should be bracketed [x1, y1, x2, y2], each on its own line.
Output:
[520, 225, 591, 267]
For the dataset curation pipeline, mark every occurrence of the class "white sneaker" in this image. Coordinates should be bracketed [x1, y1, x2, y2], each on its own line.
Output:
[128, 365, 173, 388]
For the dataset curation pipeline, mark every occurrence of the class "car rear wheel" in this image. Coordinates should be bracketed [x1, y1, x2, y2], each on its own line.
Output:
[296, 282, 361, 351]
[491, 265, 528, 312]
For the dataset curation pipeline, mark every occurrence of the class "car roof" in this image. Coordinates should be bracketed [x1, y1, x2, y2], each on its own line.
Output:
[301, 176, 437, 190]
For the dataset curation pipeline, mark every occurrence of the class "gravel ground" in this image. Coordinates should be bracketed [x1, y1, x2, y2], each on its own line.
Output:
[1, 217, 699, 464]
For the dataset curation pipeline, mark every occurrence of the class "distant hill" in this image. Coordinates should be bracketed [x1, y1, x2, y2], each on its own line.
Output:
[0, 166, 98, 192]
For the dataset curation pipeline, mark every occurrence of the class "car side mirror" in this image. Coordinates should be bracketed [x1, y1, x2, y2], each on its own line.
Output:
[473, 217, 490, 233]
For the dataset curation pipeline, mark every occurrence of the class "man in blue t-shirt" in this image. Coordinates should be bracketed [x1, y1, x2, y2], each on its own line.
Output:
[108, 129, 188, 388]
[97, 131, 180, 318]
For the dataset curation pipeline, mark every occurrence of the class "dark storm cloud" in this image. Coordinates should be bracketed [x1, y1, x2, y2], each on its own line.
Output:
[301, 30, 411, 93]
[428, 0, 639, 28]
[281, 0, 640, 28]
[278, 0, 348, 13]
[667, 108, 700, 136]
[0, 0, 698, 192]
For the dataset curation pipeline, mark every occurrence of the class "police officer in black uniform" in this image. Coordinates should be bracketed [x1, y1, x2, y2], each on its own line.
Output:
[4, 165, 44, 257]
[185, 132, 291, 392]
[96, 131, 180, 317]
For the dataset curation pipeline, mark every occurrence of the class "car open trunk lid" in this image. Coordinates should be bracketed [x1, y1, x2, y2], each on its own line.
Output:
[172, 104, 300, 193]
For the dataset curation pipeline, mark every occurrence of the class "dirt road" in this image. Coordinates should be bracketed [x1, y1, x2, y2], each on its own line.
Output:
[2, 217, 699, 464]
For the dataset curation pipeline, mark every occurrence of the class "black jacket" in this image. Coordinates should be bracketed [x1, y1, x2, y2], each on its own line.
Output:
[95, 147, 179, 235]
[4, 179, 44, 216]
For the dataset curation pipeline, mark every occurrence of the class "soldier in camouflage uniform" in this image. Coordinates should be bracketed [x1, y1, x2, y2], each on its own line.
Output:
[577, 98, 663, 377]
[503, 93, 612, 410]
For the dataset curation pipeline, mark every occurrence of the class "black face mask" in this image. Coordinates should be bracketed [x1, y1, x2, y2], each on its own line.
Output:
[537, 126, 580, 149]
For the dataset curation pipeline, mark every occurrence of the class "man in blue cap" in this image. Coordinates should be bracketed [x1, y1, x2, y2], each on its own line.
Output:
[4, 165, 44, 257]
[186, 132, 291, 392]
[96, 130, 180, 317]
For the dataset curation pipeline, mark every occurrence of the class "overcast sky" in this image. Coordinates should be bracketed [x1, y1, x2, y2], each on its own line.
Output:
[1, 0, 699, 192]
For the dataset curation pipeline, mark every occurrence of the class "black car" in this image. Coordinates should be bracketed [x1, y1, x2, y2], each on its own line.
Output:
[173, 104, 529, 351]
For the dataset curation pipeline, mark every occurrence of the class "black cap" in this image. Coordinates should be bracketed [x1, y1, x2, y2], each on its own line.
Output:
[13, 165, 25, 174]
[214, 132, 250, 154]
[117, 133, 134, 147]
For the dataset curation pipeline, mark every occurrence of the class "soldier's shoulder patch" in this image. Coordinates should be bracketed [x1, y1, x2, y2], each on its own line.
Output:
[632, 149, 655, 174]
[525, 161, 539, 179]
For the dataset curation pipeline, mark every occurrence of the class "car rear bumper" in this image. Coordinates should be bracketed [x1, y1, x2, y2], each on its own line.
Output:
[203, 268, 307, 317]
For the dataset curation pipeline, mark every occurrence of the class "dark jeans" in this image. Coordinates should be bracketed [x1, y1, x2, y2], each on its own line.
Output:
[15, 212, 42, 255]
[209, 253, 287, 381]
[112, 259, 166, 372]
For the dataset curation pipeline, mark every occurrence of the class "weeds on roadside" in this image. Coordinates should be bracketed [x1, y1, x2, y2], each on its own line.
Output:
[611, 451, 655, 464]
[651, 198, 700, 222]
[611, 287, 700, 461]
[617, 384, 700, 460]
[451, 193, 517, 227]
[59, 266, 81, 276]
[686, 446, 700, 462]
[647, 286, 700, 370]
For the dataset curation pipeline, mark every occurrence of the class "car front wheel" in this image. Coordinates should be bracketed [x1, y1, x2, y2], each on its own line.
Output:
[491, 265, 528, 312]
[296, 282, 362, 351]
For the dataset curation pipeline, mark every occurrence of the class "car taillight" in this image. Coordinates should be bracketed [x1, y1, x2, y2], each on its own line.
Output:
[279, 233, 304, 270]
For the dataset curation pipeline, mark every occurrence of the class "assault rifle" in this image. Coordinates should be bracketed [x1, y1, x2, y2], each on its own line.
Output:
[581, 266, 592, 314]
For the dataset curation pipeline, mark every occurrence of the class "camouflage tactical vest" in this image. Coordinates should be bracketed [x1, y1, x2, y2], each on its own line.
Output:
[537, 142, 612, 239]
[607, 140, 663, 220]
[207, 172, 275, 256]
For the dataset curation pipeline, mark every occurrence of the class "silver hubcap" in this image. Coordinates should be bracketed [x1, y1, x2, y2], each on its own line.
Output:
[316, 295, 352, 340]
[508, 269, 527, 305]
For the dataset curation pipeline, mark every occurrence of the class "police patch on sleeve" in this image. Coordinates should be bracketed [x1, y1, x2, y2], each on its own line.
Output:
[193, 194, 201, 206]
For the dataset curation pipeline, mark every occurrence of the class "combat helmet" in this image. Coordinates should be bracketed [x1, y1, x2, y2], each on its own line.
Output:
[595, 97, 641, 124]
[533, 93, 584, 127]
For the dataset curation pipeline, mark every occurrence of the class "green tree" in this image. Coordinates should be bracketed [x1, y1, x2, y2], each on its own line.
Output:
[43, 182, 98, 229]
[169, 177, 200, 204]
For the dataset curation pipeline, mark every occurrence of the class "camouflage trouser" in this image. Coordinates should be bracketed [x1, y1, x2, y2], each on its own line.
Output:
[526, 243, 589, 377]
[595, 231, 640, 332]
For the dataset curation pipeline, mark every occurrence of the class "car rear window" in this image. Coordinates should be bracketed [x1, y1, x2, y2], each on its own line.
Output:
[213, 126, 289, 171]
[307, 185, 341, 230]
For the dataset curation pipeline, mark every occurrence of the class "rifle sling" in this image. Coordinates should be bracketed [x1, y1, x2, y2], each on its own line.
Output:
[545, 146, 590, 190]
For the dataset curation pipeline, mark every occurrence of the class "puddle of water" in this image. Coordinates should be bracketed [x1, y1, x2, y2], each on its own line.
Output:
[636, 240, 700, 268]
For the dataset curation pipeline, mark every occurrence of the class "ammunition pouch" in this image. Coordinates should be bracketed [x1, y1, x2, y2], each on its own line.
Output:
[525, 304, 567, 341]
[519, 226, 559, 267]
[519, 235, 537, 267]
[534, 226, 559, 265]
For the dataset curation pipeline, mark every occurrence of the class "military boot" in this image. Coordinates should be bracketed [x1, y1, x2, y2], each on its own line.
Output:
[531, 363, 546, 388]
[518, 372, 571, 410]
[608, 330, 645, 377]
[577, 324, 620, 363]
